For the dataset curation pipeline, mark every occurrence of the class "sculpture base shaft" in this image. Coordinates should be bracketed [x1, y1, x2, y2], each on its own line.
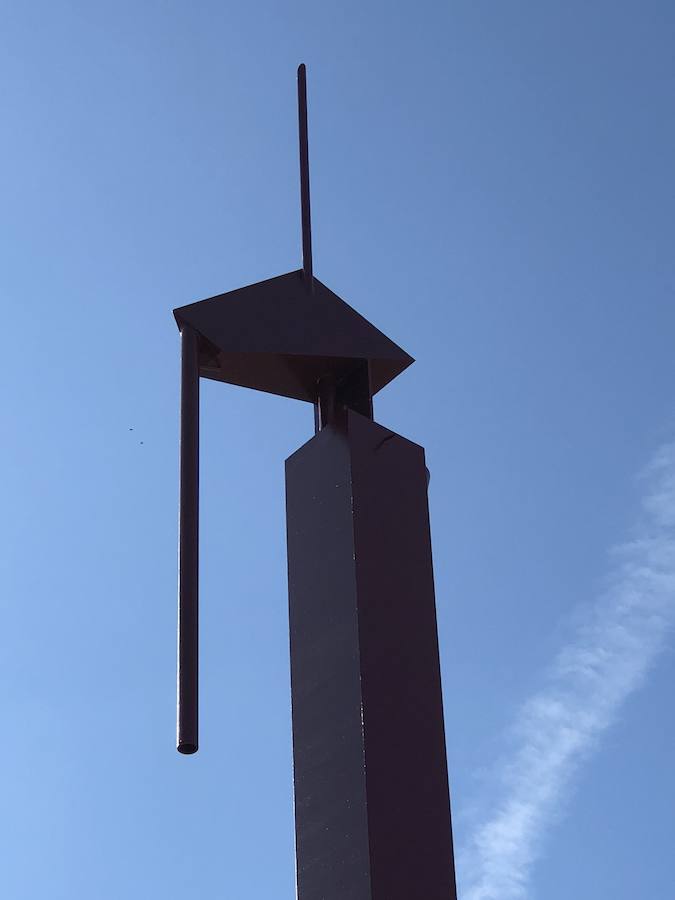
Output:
[285, 410, 457, 900]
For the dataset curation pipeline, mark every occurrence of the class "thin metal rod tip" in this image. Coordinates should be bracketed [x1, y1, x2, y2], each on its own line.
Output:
[297, 62, 313, 285]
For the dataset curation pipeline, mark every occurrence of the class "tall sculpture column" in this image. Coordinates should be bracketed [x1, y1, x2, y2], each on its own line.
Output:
[173, 65, 458, 899]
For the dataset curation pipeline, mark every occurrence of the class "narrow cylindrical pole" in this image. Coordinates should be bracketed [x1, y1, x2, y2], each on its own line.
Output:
[297, 63, 313, 287]
[316, 376, 337, 431]
[177, 323, 199, 754]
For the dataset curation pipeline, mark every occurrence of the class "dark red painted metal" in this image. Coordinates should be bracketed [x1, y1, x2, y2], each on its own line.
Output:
[286, 410, 457, 899]
[172, 61, 459, 898]
[177, 323, 199, 755]
[173, 271, 412, 405]
[297, 63, 313, 288]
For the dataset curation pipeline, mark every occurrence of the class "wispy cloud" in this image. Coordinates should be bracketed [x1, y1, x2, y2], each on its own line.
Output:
[460, 441, 675, 900]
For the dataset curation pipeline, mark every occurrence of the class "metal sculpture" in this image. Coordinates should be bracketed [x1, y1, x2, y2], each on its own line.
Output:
[173, 63, 458, 900]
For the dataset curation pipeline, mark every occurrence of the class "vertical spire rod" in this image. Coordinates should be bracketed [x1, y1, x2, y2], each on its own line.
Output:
[177, 323, 199, 754]
[297, 63, 313, 286]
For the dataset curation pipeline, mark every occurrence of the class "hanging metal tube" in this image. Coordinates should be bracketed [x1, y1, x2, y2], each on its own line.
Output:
[177, 323, 199, 754]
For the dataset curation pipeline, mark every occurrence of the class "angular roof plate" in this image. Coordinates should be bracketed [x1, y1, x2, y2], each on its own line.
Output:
[174, 270, 414, 402]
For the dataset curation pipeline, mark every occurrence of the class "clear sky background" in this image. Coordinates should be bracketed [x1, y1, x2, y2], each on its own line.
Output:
[1, 2, 674, 898]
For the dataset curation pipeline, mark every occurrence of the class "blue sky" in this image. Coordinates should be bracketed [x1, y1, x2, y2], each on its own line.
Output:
[1, 2, 674, 898]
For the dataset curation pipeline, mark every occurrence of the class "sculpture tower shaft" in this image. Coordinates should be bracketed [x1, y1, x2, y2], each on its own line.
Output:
[286, 410, 457, 900]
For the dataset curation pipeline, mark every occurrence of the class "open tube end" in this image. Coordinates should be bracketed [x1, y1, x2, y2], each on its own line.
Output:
[177, 741, 198, 755]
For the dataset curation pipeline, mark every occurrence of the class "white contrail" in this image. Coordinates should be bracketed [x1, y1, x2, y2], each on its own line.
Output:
[459, 441, 675, 900]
